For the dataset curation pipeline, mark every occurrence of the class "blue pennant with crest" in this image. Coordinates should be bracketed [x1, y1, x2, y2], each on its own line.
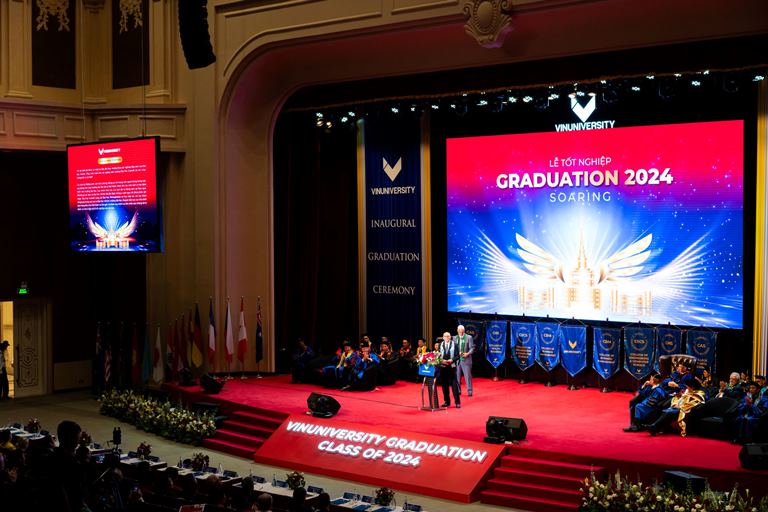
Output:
[458, 317, 485, 353]
[592, 327, 621, 380]
[535, 321, 560, 371]
[559, 325, 587, 377]
[510, 321, 537, 371]
[623, 326, 656, 380]
[485, 320, 507, 368]
[655, 327, 683, 371]
[685, 329, 717, 372]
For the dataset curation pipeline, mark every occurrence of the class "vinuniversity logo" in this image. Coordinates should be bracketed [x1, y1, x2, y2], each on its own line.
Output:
[555, 94, 616, 132]
[383, 157, 402, 182]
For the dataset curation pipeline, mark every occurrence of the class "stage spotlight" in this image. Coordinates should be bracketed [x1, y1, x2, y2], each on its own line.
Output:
[200, 373, 225, 394]
[522, 95, 533, 103]
[722, 76, 740, 94]
[484, 416, 527, 444]
[657, 77, 678, 101]
[754, 74, 765, 82]
[307, 392, 341, 418]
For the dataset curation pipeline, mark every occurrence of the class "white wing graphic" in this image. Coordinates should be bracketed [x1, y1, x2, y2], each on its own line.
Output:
[597, 234, 652, 283]
[115, 211, 139, 238]
[86, 213, 109, 239]
[515, 233, 565, 283]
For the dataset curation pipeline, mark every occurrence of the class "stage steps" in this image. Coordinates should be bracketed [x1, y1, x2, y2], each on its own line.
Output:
[202, 408, 288, 459]
[479, 453, 605, 512]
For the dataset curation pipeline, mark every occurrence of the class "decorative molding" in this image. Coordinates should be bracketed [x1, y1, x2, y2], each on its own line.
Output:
[463, 0, 513, 48]
[13, 112, 58, 138]
[82, 0, 106, 13]
[0, 100, 186, 151]
[392, 0, 459, 15]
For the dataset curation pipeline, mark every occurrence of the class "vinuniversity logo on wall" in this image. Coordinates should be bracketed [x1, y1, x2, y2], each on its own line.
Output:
[555, 94, 616, 132]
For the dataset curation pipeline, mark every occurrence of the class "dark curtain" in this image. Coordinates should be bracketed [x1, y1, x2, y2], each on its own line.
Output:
[32, 0, 76, 88]
[112, 0, 150, 89]
[273, 113, 359, 372]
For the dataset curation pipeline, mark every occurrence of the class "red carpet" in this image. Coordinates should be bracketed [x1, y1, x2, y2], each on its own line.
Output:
[165, 376, 767, 509]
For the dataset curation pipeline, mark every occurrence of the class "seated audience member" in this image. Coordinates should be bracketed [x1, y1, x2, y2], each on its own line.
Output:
[291, 338, 315, 384]
[0, 429, 15, 452]
[647, 376, 706, 436]
[717, 372, 746, 400]
[733, 380, 768, 444]
[664, 361, 693, 392]
[343, 344, 380, 391]
[756, 375, 767, 397]
[288, 486, 313, 512]
[399, 339, 413, 359]
[377, 340, 399, 385]
[415, 338, 427, 359]
[433, 340, 442, 352]
[46, 420, 89, 512]
[254, 492, 273, 512]
[624, 373, 668, 432]
[315, 492, 331, 512]
[322, 340, 357, 388]
[741, 370, 752, 383]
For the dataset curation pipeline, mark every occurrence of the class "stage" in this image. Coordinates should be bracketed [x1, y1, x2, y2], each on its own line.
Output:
[164, 375, 767, 509]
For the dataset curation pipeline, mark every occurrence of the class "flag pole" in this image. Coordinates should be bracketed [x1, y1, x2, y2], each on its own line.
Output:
[255, 296, 263, 379]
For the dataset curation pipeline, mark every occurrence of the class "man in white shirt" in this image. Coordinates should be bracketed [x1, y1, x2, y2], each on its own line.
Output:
[454, 325, 475, 396]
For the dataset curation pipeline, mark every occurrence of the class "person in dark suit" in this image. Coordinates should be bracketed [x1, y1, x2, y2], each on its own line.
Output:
[454, 325, 475, 396]
[0, 340, 9, 400]
[439, 332, 461, 408]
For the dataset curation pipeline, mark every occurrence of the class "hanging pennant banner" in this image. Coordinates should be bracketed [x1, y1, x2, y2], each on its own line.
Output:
[485, 321, 507, 368]
[623, 326, 656, 380]
[559, 325, 587, 377]
[655, 327, 683, 371]
[457, 318, 485, 353]
[686, 330, 717, 372]
[592, 327, 621, 380]
[535, 321, 560, 371]
[510, 321, 537, 371]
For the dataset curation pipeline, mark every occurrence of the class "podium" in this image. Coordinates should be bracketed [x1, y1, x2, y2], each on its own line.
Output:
[419, 364, 444, 411]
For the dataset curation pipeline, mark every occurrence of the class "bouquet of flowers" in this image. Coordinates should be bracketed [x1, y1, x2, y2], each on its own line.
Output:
[79, 430, 92, 447]
[375, 486, 395, 506]
[286, 470, 305, 490]
[418, 351, 442, 366]
[190, 452, 210, 471]
[26, 418, 42, 434]
[136, 442, 152, 459]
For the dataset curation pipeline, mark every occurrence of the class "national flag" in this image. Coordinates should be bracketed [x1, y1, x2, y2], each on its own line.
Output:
[175, 318, 184, 372]
[237, 297, 248, 364]
[225, 298, 234, 364]
[179, 313, 189, 369]
[152, 326, 164, 384]
[141, 324, 153, 385]
[131, 323, 141, 386]
[255, 297, 264, 363]
[94, 322, 104, 389]
[104, 345, 112, 387]
[95, 322, 102, 356]
[166, 321, 175, 380]
[192, 303, 203, 368]
[208, 298, 216, 366]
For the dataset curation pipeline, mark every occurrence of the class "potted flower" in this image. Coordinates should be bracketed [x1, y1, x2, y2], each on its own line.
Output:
[375, 487, 395, 506]
[286, 470, 305, 490]
[190, 452, 209, 471]
[26, 418, 42, 434]
[136, 442, 152, 459]
[79, 430, 92, 447]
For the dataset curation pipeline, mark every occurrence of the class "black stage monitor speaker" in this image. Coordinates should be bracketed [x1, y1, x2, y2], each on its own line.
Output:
[664, 470, 706, 494]
[307, 392, 341, 418]
[178, 0, 216, 69]
[179, 367, 194, 386]
[200, 373, 224, 394]
[739, 443, 768, 470]
[485, 416, 527, 443]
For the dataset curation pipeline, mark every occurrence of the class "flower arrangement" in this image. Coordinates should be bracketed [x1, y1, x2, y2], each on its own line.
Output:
[190, 452, 210, 471]
[26, 418, 41, 434]
[418, 351, 442, 366]
[136, 442, 152, 459]
[79, 430, 92, 447]
[580, 471, 768, 512]
[98, 389, 216, 445]
[375, 487, 395, 506]
[286, 470, 306, 490]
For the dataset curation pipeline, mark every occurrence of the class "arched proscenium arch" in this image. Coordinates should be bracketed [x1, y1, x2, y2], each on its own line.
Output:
[212, 0, 768, 371]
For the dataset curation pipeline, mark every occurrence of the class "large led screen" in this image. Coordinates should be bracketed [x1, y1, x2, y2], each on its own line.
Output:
[68, 137, 162, 252]
[446, 120, 743, 328]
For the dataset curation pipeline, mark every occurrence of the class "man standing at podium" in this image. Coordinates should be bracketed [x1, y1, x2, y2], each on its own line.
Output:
[440, 332, 461, 408]
[454, 325, 475, 396]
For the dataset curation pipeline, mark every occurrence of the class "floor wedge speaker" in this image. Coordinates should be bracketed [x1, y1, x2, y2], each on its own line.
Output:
[307, 392, 341, 418]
